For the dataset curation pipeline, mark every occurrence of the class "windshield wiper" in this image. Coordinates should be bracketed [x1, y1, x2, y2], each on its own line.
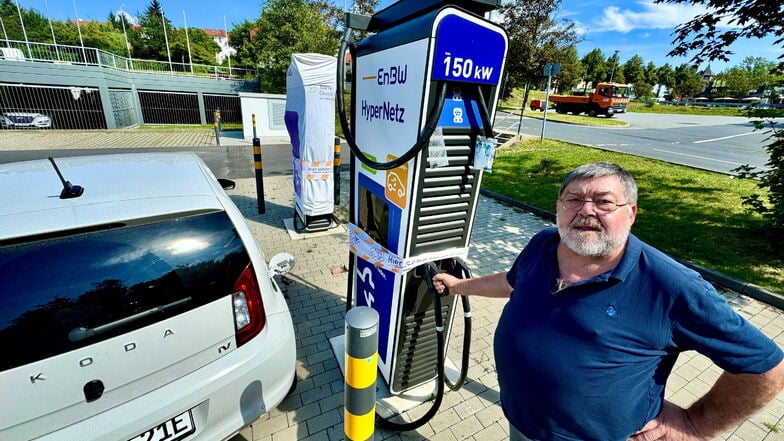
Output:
[68, 297, 192, 343]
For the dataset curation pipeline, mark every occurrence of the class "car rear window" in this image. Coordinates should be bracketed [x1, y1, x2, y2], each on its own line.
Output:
[0, 211, 250, 372]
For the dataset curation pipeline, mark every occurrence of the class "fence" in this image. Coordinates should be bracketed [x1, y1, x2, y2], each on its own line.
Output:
[0, 81, 243, 130]
[1, 39, 257, 80]
[0, 83, 105, 130]
[205, 94, 242, 124]
[0, 38, 256, 130]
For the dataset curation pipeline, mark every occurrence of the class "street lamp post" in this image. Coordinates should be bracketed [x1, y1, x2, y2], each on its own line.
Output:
[44, 0, 60, 61]
[15, 0, 31, 59]
[609, 50, 619, 82]
[120, 4, 132, 69]
[161, 10, 173, 73]
[0, 16, 9, 47]
[183, 10, 193, 73]
[72, 0, 87, 64]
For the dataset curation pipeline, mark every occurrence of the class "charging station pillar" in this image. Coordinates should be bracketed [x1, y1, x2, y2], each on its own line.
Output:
[345, 1, 508, 396]
[285, 53, 338, 232]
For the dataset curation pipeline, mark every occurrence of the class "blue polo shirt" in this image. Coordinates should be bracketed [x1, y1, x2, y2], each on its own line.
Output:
[496, 227, 783, 441]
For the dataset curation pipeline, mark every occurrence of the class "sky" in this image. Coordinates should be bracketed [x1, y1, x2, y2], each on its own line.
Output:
[12, 0, 780, 73]
[557, 0, 780, 73]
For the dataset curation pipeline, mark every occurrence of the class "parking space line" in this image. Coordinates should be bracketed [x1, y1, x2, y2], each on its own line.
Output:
[652, 148, 738, 165]
[693, 132, 755, 144]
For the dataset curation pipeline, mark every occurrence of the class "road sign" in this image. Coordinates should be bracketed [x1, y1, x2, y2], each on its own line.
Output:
[544, 63, 561, 76]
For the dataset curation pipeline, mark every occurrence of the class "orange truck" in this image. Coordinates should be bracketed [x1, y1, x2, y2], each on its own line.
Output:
[548, 82, 630, 117]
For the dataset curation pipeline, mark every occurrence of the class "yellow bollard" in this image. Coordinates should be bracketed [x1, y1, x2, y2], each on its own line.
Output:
[344, 306, 378, 441]
[252, 114, 265, 214]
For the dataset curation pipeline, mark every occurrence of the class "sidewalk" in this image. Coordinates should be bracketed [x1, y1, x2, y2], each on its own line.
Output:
[2, 129, 782, 440]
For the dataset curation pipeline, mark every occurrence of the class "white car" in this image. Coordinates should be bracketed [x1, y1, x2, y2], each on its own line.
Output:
[0, 47, 26, 61]
[1, 112, 52, 129]
[0, 153, 297, 441]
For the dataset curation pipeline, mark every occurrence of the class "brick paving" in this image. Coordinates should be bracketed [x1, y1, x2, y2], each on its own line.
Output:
[1, 129, 782, 440]
[229, 173, 784, 441]
[0, 128, 218, 149]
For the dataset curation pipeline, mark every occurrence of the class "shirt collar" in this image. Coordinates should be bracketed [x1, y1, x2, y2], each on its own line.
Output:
[609, 232, 642, 282]
[544, 228, 641, 285]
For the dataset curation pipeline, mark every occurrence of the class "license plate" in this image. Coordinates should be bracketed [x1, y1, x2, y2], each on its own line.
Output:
[129, 409, 196, 441]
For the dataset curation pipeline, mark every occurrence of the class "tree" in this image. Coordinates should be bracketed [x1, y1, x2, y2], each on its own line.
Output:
[610, 65, 626, 84]
[79, 21, 127, 58]
[606, 51, 621, 82]
[656, 0, 784, 232]
[672, 64, 705, 99]
[0, 1, 51, 44]
[735, 116, 784, 231]
[500, 0, 580, 95]
[717, 67, 754, 98]
[644, 61, 658, 86]
[654, 0, 784, 72]
[170, 27, 220, 66]
[135, 0, 174, 62]
[739, 57, 782, 92]
[229, 20, 260, 68]
[621, 56, 645, 85]
[655, 63, 676, 99]
[554, 46, 584, 91]
[253, 0, 340, 93]
[581, 49, 608, 88]
[633, 80, 654, 100]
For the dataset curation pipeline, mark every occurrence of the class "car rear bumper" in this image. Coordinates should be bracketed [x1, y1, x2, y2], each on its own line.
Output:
[8, 312, 296, 441]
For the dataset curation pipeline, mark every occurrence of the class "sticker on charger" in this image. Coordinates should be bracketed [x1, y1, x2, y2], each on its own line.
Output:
[349, 223, 468, 272]
[474, 136, 497, 173]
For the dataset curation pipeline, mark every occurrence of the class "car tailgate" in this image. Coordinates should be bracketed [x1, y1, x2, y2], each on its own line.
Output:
[0, 296, 236, 440]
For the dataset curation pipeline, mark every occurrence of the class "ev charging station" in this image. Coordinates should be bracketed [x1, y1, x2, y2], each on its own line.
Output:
[335, 0, 507, 430]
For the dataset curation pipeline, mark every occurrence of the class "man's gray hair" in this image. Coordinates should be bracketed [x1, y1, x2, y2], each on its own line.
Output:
[559, 162, 638, 204]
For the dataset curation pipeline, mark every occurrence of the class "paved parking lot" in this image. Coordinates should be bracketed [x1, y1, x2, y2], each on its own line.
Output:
[2, 129, 783, 440]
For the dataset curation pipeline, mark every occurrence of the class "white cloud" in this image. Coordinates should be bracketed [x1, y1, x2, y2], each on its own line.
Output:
[593, 1, 712, 33]
[572, 20, 591, 37]
[116, 9, 138, 27]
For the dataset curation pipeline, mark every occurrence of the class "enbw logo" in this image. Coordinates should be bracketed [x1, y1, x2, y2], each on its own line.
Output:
[377, 65, 407, 85]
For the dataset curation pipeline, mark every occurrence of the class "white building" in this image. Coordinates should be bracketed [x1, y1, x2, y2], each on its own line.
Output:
[204, 29, 236, 65]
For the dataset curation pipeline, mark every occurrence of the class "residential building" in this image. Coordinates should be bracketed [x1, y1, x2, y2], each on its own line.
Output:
[204, 29, 236, 64]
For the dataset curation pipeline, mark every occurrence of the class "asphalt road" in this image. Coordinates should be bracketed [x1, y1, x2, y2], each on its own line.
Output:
[494, 110, 773, 174]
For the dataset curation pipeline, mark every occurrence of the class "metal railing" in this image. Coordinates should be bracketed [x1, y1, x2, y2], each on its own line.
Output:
[0, 38, 257, 80]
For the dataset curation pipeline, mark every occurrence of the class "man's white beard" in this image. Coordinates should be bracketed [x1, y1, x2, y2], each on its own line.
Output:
[558, 217, 629, 258]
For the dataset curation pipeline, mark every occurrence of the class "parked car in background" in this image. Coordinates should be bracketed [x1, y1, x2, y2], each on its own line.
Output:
[0, 153, 297, 441]
[529, 99, 546, 111]
[1, 112, 52, 129]
[0, 47, 26, 61]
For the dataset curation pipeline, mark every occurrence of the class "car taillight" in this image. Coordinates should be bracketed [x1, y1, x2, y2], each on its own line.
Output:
[232, 263, 266, 347]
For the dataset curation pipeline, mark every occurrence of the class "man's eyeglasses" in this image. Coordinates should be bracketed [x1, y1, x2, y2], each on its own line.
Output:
[558, 197, 629, 213]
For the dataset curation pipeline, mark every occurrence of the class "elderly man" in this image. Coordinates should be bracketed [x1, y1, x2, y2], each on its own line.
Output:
[433, 162, 784, 441]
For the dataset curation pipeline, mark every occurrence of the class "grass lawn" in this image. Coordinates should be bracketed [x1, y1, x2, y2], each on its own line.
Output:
[481, 138, 784, 294]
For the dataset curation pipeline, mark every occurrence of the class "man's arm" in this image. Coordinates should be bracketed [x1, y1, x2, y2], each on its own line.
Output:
[432, 271, 513, 298]
[630, 359, 784, 441]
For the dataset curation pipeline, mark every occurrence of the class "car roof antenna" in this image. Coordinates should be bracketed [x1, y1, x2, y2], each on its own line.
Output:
[48, 157, 84, 199]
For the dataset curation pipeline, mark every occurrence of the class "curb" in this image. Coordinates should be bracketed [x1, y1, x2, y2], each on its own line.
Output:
[479, 189, 784, 311]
